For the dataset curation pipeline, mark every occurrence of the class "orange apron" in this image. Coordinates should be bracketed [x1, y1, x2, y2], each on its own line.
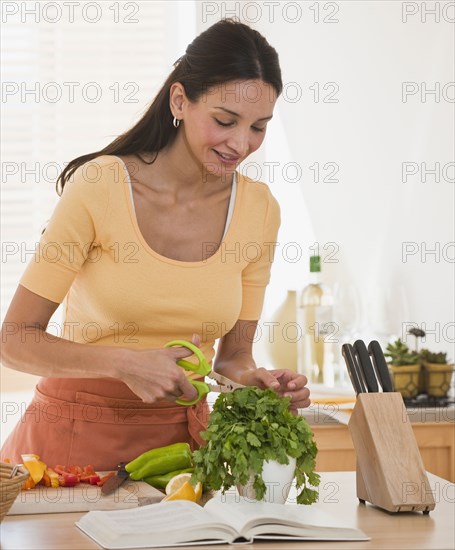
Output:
[1, 378, 209, 470]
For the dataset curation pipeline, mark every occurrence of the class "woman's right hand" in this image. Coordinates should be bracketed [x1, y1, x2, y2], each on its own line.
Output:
[115, 336, 201, 404]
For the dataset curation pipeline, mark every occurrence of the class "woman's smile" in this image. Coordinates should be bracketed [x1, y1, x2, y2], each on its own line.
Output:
[212, 149, 240, 165]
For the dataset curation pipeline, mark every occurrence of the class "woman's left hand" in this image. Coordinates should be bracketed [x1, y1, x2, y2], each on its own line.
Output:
[239, 368, 311, 413]
[209, 320, 311, 414]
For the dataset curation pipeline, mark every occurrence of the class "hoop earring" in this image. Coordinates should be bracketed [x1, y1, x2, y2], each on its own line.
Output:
[173, 117, 180, 128]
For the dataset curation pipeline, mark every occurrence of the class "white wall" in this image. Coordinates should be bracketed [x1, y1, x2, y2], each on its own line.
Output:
[201, 1, 454, 363]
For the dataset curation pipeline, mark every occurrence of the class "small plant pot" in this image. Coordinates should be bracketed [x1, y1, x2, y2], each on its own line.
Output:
[237, 457, 296, 504]
[417, 364, 426, 395]
[423, 363, 454, 397]
[389, 364, 421, 398]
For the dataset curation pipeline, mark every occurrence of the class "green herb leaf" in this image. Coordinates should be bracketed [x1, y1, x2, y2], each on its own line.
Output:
[191, 387, 320, 505]
[246, 432, 261, 447]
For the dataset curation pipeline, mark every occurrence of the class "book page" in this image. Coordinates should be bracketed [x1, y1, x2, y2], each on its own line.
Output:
[205, 494, 312, 532]
[76, 495, 369, 548]
[76, 501, 238, 549]
[204, 494, 369, 540]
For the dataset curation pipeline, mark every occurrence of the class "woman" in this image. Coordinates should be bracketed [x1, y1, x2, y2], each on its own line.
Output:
[1, 18, 310, 470]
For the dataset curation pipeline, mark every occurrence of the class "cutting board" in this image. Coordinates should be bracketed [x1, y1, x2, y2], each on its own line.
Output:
[8, 475, 164, 515]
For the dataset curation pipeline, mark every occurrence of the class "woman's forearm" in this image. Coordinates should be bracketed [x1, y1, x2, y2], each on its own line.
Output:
[1, 327, 205, 403]
[213, 350, 258, 385]
[0, 325, 128, 379]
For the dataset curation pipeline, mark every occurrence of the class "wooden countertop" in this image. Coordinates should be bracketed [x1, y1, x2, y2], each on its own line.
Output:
[2, 471, 454, 549]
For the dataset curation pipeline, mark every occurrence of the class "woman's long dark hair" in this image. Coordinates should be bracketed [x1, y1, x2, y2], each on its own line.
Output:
[56, 17, 282, 195]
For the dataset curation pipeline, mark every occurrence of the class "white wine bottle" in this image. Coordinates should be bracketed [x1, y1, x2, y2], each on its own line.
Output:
[297, 255, 333, 384]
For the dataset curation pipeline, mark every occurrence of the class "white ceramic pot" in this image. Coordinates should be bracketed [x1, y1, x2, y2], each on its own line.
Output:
[237, 457, 296, 504]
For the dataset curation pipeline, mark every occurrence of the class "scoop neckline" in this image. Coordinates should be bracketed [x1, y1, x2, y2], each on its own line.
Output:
[111, 154, 241, 267]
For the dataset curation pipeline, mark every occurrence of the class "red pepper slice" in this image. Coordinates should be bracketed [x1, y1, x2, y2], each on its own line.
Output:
[53, 464, 101, 486]
[80, 474, 101, 484]
[88, 475, 101, 485]
[66, 465, 83, 476]
[58, 473, 79, 487]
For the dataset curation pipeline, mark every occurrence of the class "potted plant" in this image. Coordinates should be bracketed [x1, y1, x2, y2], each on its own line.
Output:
[384, 338, 421, 398]
[191, 387, 320, 505]
[419, 349, 454, 398]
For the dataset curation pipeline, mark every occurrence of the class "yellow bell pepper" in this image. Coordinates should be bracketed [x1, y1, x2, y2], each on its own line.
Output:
[21, 454, 47, 485]
[42, 467, 60, 488]
[22, 476, 37, 490]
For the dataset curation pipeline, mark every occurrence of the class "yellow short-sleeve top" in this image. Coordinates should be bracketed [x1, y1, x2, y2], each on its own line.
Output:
[19, 155, 281, 366]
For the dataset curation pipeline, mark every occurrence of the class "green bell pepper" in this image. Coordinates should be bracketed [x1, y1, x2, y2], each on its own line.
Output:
[125, 442, 193, 481]
[144, 467, 195, 490]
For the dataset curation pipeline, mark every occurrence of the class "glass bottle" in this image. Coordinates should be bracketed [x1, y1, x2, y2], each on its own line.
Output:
[297, 255, 334, 384]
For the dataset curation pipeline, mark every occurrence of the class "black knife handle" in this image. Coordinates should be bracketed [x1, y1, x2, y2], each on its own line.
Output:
[342, 343, 366, 395]
[368, 340, 394, 392]
[117, 462, 129, 478]
[354, 340, 379, 393]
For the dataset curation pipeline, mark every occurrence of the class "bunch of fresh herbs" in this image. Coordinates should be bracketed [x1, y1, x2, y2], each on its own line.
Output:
[191, 387, 320, 504]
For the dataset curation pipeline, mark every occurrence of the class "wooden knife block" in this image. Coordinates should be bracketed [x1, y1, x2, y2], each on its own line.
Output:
[348, 392, 436, 513]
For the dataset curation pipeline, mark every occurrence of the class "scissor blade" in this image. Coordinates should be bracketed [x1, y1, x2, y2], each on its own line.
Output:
[204, 384, 231, 394]
[206, 371, 245, 392]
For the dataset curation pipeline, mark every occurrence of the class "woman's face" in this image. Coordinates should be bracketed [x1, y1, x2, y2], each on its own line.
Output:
[173, 79, 278, 179]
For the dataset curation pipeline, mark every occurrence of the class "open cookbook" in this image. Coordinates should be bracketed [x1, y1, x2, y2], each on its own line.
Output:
[76, 494, 369, 548]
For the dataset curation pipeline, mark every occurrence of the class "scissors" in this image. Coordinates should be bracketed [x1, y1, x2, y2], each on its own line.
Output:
[164, 340, 245, 406]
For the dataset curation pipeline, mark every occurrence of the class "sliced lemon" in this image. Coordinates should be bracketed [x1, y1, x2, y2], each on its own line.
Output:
[163, 473, 203, 503]
[193, 481, 202, 502]
[165, 472, 193, 495]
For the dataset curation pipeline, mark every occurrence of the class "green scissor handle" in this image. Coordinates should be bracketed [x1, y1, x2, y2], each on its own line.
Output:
[164, 340, 211, 406]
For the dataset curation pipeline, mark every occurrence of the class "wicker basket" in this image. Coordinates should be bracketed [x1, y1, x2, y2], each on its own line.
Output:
[0, 462, 29, 522]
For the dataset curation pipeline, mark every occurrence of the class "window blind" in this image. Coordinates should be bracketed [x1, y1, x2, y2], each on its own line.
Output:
[1, 1, 196, 328]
